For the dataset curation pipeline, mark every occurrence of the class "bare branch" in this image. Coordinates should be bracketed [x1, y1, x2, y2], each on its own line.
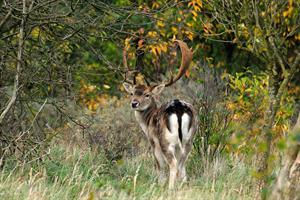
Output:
[0, 0, 26, 124]
[268, 36, 286, 75]
[0, 8, 12, 30]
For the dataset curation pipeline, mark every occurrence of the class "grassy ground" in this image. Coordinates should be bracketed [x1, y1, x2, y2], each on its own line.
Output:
[0, 141, 255, 200]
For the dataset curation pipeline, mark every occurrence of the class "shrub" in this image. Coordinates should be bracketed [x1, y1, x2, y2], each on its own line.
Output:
[60, 97, 147, 162]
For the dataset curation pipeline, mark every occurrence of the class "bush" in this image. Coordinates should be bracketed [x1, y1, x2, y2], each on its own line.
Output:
[60, 97, 147, 162]
[191, 64, 234, 162]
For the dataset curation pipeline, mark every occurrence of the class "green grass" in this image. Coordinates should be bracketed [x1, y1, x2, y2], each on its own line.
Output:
[0, 143, 255, 200]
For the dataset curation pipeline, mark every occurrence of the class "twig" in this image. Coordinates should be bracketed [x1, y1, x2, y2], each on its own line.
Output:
[0, 8, 12, 30]
[24, 98, 48, 134]
[268, 37, 286, 75]
[0, 0, 26, 125]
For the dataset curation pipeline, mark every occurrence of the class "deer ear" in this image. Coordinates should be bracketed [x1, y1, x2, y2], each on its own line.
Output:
[123, 82, 133, 94]
[151, 84, 165, 95]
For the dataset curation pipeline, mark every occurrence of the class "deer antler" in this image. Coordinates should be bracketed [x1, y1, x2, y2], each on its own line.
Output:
[123, 39, 192, 86]
[123, 37, 149, 85]
[123, 44, 137, 85]
[164, 40, 193, 87]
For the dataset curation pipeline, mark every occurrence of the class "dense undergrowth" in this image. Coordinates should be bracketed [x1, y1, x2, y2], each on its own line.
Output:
[0, 72, 297, 200]
[0, 141, 254, 200]
[0, 74, 269, 199]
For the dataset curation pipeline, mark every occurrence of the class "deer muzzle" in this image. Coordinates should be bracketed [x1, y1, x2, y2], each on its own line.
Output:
[131, 100, 139, 108]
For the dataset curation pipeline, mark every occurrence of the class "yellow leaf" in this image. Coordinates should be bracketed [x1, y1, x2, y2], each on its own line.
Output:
[194, 5, 201, 12]
[283, 5, 294, 17]
[88, 103, 93, 111]
[156, 20, 165, 27]
[246, 43, 253, 50]
[160, 30, 166, 37]
[159, 43, 168, 53]
[128, 52, 135, 59]
[150, 46, 157, 56]
[103, 84, 110, 89]
[191, 10, 198, 17]
[196, 0, 203, 8]
[156, 46, 161, 55]
[186, 22, 193, 27]
[136, 73, 145, 84]
[124, 38, 131, 50]
[152, 2, 160, 9]
[187, 32, 194, 41]
[92, 102, 99, 110]
[147, 31, 158, 38]
[203, 22, 213, 34]
[31, 27, 40, 39]
[171, 26, 178, 34]
[254, 27, 262, 37]
[172, 35, 177, 42]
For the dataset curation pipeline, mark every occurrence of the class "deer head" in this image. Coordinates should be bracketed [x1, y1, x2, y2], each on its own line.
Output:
[123, 40, 193, 111]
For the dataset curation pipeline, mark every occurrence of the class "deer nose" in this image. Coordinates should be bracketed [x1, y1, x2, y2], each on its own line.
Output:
[131, 101, 139, 108]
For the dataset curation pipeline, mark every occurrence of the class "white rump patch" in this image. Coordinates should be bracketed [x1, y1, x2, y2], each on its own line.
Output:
[165, 114, 179, 145]
[181, 113, 191, 141]
[169, 114, 179, 134]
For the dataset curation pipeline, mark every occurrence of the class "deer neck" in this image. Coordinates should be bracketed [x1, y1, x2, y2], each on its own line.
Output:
[134, 100, 157, 135]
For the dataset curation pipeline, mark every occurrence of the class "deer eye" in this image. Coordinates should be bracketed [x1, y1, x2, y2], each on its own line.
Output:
[130, 92, 133, 96]
[145, 94, 150, 98]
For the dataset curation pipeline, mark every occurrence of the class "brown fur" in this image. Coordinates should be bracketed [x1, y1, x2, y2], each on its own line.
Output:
[124, 83, 197, 189]
[122, 40, 195, 189]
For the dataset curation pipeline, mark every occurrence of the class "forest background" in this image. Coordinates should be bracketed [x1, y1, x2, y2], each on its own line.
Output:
[0, 0, 299, 199]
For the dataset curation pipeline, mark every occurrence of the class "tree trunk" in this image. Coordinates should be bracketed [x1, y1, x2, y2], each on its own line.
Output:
[269, 112, 300, 200]
[255, 63, 280, 199]
[256, 51, 300, 199]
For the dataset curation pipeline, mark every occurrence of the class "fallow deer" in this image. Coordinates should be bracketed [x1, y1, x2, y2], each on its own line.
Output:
[122, 40, 197, 189]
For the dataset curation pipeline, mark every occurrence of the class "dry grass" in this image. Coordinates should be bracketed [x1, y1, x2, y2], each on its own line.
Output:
[0, 140, 255, 200]
[0, 80, 256, 200]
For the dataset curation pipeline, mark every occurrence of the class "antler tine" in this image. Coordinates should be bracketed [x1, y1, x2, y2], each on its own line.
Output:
[122, 44, 136, 85]
[144, 77, 151, 86]
[165, 40, 193, 87]
[133, 38, 145, 85]
[122, 48, 129, 71]
[123, 37, 146, 85]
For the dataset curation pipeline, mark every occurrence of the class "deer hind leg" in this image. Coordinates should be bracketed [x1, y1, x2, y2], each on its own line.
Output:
[177, 113, 194, 182]
[177, 140, 193, 182]
[153, 145, 167, 184]
[162, 144, 178, 190]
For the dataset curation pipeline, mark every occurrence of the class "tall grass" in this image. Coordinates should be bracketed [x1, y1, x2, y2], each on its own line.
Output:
[0, 82, 256, 199]
[0, 140, 255, 200]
